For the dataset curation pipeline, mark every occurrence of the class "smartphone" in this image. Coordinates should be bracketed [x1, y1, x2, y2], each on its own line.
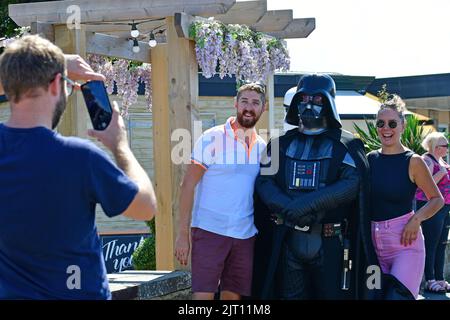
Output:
[80, 80, 113, 131]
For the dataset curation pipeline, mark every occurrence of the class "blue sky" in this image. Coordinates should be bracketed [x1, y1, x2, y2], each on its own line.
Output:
[268, 0, 450, 78]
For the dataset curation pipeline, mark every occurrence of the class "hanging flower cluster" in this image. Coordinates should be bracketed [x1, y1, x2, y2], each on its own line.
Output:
[189, 18, 290, 83]
[87, 54, 152, 117]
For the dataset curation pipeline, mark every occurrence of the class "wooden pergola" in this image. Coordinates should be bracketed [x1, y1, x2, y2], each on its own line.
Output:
[8, 0, 315, 270]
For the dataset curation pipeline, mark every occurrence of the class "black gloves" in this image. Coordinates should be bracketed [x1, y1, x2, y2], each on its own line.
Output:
[283, 165, 359, 226]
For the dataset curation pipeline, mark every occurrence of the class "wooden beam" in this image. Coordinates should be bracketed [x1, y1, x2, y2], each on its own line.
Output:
[86, 32, 151, 63]
[175, 12, 315, 40]
[251, 9, 292, 32]
[266, 18, 316, 39]
[152, 17, 197, 270]
[9, 0, 236, 26]
[30, 22, 55, 42]
[213, 0, 267, 25]
[84, 20, 165, 33]
[174, 12, 209, 39]
[94, 30, 166, 44]
[54, 25, 89, 138]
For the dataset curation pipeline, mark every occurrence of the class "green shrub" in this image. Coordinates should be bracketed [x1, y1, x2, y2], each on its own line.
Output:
[132, 236, 156, 270]
[132, 219, 156, 270]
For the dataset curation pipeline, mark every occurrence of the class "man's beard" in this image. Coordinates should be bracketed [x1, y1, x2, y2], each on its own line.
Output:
[236, 110, 261, 128]
[51, 93, 67, 129]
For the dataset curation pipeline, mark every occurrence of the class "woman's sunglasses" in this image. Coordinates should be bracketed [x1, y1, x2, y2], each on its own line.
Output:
[376, 119, 398, 129]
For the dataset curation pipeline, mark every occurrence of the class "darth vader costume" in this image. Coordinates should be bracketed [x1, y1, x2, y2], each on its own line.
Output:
[252, 74, 414, 300]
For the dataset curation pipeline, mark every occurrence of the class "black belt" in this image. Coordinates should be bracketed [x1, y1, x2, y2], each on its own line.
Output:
[273, 215, 343, 238]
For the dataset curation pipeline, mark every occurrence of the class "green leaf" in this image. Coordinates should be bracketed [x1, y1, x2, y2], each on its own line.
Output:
[132, 219, 156, 270]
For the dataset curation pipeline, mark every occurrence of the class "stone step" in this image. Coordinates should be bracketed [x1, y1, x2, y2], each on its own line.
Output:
[108, 270, 191, 300]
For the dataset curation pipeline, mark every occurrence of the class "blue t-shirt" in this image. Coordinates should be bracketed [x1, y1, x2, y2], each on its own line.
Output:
[0, 124, 139, 299]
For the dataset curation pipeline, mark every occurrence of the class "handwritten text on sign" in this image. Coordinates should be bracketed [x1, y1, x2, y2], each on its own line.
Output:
[101, 234, 149, 273]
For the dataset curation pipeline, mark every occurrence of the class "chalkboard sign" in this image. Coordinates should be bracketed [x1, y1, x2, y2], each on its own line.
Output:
[100, 233, 150, 274]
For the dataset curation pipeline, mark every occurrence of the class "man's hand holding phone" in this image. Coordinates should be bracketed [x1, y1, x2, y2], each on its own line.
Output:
[81, 80, 113, 131]
[88, 101, 129, 155]
[81, 80, 130, 158]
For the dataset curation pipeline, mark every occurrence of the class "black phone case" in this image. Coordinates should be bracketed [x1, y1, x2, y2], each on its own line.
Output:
[81, 81, 112, 131]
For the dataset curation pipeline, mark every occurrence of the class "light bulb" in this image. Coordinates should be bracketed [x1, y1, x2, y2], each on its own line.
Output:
[131, 29, 139, 38]
[130, 23, 139, 38]
[132, 39, 140, 53]
[148, 32, 157, 48]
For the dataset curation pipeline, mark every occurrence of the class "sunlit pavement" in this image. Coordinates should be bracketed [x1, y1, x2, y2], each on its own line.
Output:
[418, 291, 450, 300]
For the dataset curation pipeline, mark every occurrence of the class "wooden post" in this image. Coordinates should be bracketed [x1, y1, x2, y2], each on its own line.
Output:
[267, 73, 275, 138]
[54, 25, 88, 137]
[151, 16, 197, 270]
[255, 73, 275, 142]
[255, 106, 269, 139]
[30, 22, 55, 42]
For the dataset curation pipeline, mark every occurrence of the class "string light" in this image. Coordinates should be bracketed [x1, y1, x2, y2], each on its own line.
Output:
[83, 19, 166, 50]
[147, 27, 166, 48]
[130, 21, 139, 38]
[132, 38, 140, 53]
[148, 32, 157, 48]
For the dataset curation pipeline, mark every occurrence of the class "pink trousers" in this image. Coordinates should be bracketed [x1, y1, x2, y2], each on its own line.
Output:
[371, 212, 425, 299]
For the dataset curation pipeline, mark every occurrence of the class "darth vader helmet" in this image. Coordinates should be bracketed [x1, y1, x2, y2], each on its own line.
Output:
[285, 74, 341, 133]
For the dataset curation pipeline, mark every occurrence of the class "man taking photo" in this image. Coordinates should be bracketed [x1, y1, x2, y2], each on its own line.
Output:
[0, 35, 157, 299]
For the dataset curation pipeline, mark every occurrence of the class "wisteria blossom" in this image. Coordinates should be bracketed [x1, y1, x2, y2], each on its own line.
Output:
[219, 33, 238, 78]
[190, 19, 290, 84]
[87, 54, 152, 117]
[190, 18, 224, 79]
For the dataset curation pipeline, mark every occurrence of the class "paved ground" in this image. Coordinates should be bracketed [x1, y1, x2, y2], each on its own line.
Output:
[419, 291, 450, 300]
[108, 271, 450, 300]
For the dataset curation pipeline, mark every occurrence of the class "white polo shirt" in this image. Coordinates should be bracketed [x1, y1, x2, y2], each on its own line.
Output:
[191, 117, 267, 239]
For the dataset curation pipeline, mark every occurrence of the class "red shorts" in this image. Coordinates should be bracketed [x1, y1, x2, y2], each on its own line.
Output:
[191, 227, 255, 296]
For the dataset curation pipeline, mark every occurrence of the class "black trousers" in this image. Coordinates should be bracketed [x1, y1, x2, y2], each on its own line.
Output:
[277, 229, 349, 300]
[417, 200, 450, 281]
